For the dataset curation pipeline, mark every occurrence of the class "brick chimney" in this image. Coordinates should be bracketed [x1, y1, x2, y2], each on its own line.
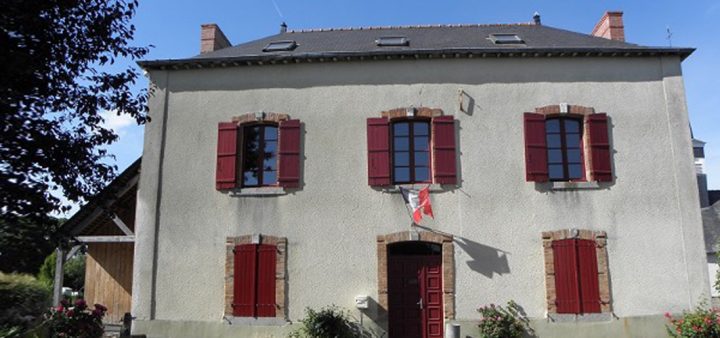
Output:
[591, 11, 625, 42]
[201, 24, 231, 54]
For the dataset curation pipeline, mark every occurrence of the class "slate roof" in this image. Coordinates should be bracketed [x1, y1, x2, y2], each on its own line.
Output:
[139, 23, 693, 69]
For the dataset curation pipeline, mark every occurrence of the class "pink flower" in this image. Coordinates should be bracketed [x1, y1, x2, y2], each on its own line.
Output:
[67, 310, 74, 317]
[664, 312, 671, 319]
[56, 305, 64, 312]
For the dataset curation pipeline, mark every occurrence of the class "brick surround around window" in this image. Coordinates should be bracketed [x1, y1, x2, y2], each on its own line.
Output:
[225, 235, 287, 319]
[541, 229, 611, 314]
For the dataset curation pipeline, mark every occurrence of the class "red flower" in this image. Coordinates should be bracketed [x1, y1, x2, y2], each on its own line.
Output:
[74, 299, 87, 310]
[67, 310, 74, 317]
[664, 312, 671, 319]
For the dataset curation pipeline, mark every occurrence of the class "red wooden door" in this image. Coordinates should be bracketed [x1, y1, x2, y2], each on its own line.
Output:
[388, 255, 443, 338]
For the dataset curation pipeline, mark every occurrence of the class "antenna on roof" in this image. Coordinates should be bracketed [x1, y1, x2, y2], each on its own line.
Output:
[533, 12, 541, 25]
[666, 26, 673, 47]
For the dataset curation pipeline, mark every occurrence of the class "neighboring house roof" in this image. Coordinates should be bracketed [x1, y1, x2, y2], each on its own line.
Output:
[704, 200, 720, 254]
[710, 190, 720, 206]
[138, 23, 693, 69]
[61, 158, 141, 236]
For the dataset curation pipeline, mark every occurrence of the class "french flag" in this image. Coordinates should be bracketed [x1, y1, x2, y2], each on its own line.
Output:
[399, 186, 434, 223]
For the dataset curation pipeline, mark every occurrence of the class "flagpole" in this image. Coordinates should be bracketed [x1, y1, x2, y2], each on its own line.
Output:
[399, 186, 418, 227]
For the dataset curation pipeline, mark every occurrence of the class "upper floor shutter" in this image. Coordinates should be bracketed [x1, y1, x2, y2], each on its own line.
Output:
[553, 239, 580, 314]
[523, 113, 549, 182]
[256, 244, 277, 317]
[367, 117, 391, 186]
[278, 119, 301, 188]
[587, 113, 612, 182]
[577, 239, 601, 313]
[216, 122, 238, 190]
[233, 244, 257, 317]
[432, 116, 457, 185]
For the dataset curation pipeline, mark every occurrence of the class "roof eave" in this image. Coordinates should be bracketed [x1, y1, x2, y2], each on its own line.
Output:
[137, 47, 695, 70]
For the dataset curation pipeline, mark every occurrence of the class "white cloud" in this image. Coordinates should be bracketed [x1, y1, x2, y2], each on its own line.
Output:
[100, 110, 135, 136]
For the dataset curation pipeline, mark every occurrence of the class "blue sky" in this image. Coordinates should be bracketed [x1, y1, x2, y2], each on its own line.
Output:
[85, 0, 720, 215]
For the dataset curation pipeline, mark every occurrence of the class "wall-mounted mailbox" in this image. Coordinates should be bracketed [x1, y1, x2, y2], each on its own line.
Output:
[355, 295, 369, 309]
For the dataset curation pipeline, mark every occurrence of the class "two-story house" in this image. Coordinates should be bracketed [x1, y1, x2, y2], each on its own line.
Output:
[125, 11, 707, 338]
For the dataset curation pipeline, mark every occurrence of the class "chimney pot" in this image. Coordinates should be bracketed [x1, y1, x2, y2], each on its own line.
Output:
[200, 23, 231, 54]
[533, 12, 541, 25]
[280, 22, 288, 33]
[591, 11, 625, 42]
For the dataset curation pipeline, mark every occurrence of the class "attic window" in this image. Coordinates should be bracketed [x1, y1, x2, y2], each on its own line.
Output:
[489, 34, 524, 44]
[375, 36, 409, 47]
[263, 40, 297, 52]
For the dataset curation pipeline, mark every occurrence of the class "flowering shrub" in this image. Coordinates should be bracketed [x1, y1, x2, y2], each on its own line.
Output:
[477, 300, 531, 338]
[665, 305, 720, 338]
[46, 299, 107, 338]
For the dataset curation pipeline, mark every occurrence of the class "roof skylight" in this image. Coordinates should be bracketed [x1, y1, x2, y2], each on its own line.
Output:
[262, 40, 298, 52]
[375, 36, 409, 47]
[489, 34, 524, 44]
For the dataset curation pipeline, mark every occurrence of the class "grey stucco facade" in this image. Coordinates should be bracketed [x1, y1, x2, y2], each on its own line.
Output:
[131, 55, 708, 337]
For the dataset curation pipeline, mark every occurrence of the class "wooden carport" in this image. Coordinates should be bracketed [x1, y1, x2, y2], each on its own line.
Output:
[55, 158, 140, 324]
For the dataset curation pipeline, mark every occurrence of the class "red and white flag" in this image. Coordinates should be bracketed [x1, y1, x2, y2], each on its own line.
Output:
[399, 186, 434, 223]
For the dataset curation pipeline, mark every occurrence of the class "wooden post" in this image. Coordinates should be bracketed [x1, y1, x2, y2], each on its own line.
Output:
[53, 246, 65, 306]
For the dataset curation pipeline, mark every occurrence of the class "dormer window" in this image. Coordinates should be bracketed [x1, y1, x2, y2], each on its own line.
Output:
[489, 33, 524, 44]
[262, 40, 297, 52]
[375, 36, 409, 47]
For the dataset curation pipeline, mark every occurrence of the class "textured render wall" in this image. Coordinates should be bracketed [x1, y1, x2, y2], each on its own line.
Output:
[133, 56, 707, 330]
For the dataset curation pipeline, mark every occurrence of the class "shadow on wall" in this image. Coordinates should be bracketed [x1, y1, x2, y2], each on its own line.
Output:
[359, 296, 388, 338]
[455, 237, 510, 278]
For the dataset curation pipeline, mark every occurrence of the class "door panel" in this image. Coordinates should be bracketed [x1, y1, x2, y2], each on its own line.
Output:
[388, 254, 443, 338]
[422, 256, 443, 338]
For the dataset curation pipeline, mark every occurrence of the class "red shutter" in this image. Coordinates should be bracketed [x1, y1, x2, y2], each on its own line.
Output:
[278, 119, 301, 188]
[256, 244, 277, 317]
[587, 114, 612, 182]
[367, 117, 391, 186]
[553, 239, 580, 314]
[432, 116, 457, 185]
[233, 244, 257, 317]
[577, 239, 601, 313]
[523, 113, 548, 182]
[216, 122, 238, 190]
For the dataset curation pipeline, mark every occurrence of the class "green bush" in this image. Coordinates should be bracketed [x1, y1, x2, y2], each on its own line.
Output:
[0, 272, 51, 333]
[37, 251, 85, 290]
[289, 305, 358, 338]
[477, 300, 531, 338]
[665, 305, 720, 337]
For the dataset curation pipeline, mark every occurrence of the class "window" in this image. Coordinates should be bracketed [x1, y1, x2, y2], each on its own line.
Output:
[523, 108, 612, 183]
[546, 117, 584, 181]
[242, 124, 278, 187]
[392, 121, 431, 184]
[367, 113, 457, 186]
[552, 239, 600, 314]
[262, 40, 297, 52]
[489, 33, 524, 44]
[233, 244, 277, 317]
[215, 117, 301, 190]
[375, 36, 410, 47]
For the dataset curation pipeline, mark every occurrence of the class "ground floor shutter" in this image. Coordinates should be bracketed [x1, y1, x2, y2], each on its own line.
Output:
[255, 244, 277, 317]
[577, 239, 601, 313]
[553, 239, 580, 314]
[233, 244, 257, 317]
